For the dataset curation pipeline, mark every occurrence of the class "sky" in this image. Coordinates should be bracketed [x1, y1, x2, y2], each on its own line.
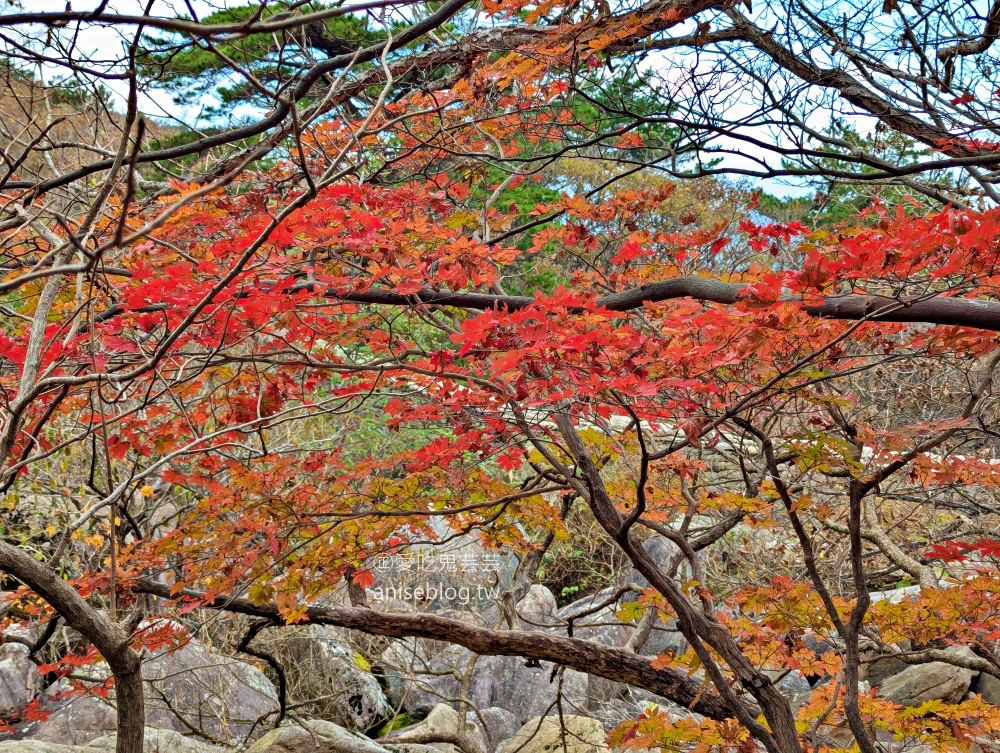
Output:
[10, 0, 813, 197]
[19, 0, 231, 122]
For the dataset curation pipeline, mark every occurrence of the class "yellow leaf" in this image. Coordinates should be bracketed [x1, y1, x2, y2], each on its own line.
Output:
[588, 34, 614, 51]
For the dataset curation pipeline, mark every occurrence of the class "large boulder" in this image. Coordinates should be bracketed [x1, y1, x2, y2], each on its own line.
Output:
[0, 644, 40, 718]
[247, 720, 393, 753]
[620, 537, 687, 591]
[877, 648, 977, 706]
[498, 716, 606, 753]
[24, 694, 117, 744]
[141, 637, 279, 742]
[555, 599, 630, 650]
[0, 730, 223, 753]
[862, 639, 912, 686]
[554, 589, 687, 659]
[471, 708, 520, 753]
[636, 624, 686, 659]
[578, 680, 695, 733]
[773, 671, 812, 713]
[865, 656, 908, 686]
[87, 728, 221, 753]
[384, 641, 588, 724]
[386, 704, 487, 753]
[23, 629, 279, 745]
[469, 661, 590, 722]
[252, 625, 390, 731]
[384, 586, 685, 729]
[516, 587, 558, 629]
[582, 697, 651, 733]
[0, 743, 83, 753]
[972, 672, 1000, 705]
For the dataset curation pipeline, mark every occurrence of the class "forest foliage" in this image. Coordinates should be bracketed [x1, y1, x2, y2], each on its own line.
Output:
[3, 2, 1000, 753]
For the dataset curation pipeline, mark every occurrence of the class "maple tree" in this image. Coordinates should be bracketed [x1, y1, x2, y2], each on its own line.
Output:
[7, 2, 1000, 753]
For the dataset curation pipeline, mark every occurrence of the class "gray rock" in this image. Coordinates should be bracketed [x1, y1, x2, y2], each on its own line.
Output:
[516, 586, 558, 629]
[0, 742, 83, 753]
[865, 657, 908, 686]
[642, 537, 683, 571]
[246, 720, 390, 753]
[473, 660, 589, 722]
[387, 704, 487, 753]
[774, 671, 811, 698]
[555, 591, 687, 658]
[580, 674, 622, 708]
[384, 642, 588, 724]
[877, 648, 977, 706]
[557, 590, 619, 621]
[384, 745, 442, 753]
[581, 682, 695, 732]
[141, 635, 279, 742]
[562, 607, 630, 650]
[772, 671, 812, 713]
[472, 708, 520, 752]
[556, 595, 630, 650]
[28, 627, 279, 745]
[0, 644, 40, 717]
[87, 728, 221, 753]
[621, 537, 690, 590]
[20, 724, 211, 752]
[381, 638, 454, 712]
[25, 694, 117, 744]
[582, 697, 647, 733]
[252, 625, 390, 730]
[868, 586, 922, 605]
[802, 634, 837, 656]
[497, 716, 606, 753]
[972, 672, 1000, 705]
[635, 625, 686, 659]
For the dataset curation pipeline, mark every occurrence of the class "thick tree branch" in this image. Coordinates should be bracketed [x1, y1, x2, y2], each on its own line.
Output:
[133, 579, 744, 722]
[724, 9, 982, 160]
[97, 278, 1000, 335]
[334, 281, 1000, 331]
[937, 0, 1000, 64]
[6, 0, 729, 197]
[8, 0, 473, 197]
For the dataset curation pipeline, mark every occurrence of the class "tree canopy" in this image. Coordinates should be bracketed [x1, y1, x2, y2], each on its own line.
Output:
[4, 2, 1000, 753]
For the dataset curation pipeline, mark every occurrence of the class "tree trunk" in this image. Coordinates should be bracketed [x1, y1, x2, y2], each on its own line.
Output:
[0, 541, 145, 753]
[110, 650, 145, 753]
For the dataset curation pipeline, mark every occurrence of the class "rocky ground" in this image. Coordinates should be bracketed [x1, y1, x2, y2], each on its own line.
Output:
[1, 536, 998, 753]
